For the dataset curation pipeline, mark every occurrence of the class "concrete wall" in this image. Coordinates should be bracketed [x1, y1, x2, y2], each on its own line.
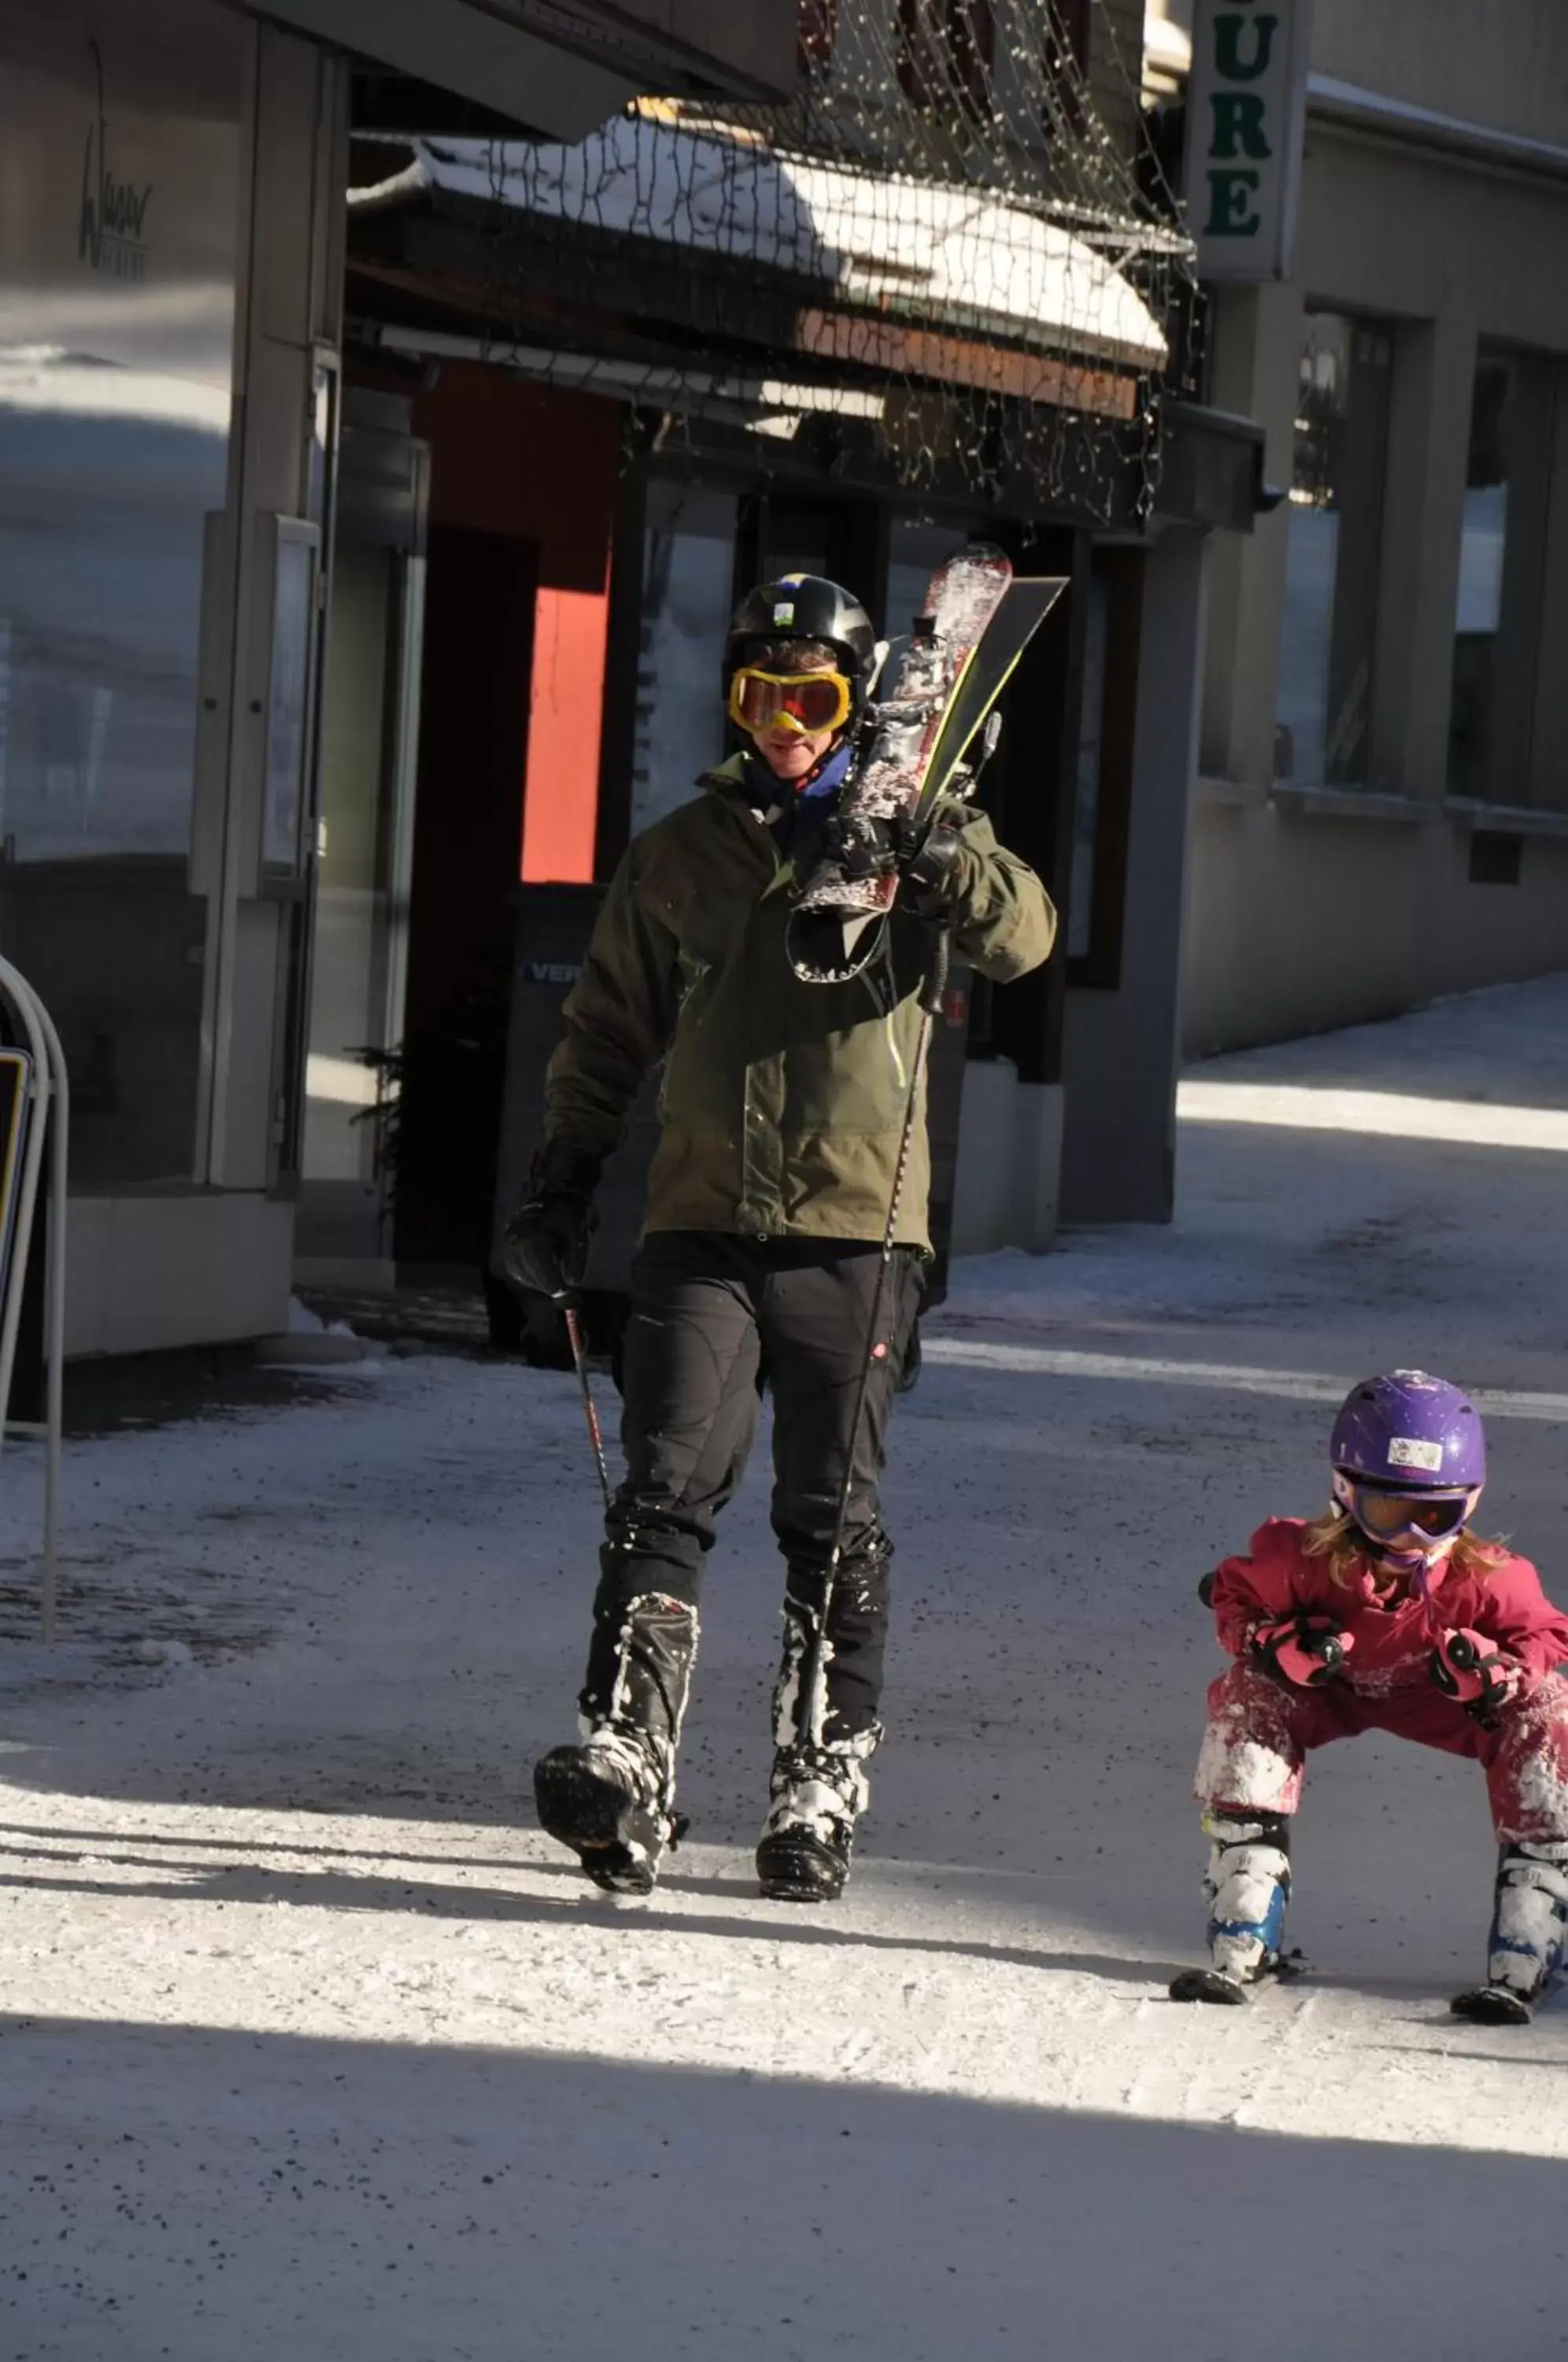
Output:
[950, 1067, 1064, 1254]
[1312, 0, 1568, 148]
[1064, 526, 1209, 1221]
[66, 1194, 295, 1359]
[1185, 796, 1568, 1056]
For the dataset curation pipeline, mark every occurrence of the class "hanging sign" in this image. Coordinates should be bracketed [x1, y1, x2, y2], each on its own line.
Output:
[1185, 0, 1315, 282]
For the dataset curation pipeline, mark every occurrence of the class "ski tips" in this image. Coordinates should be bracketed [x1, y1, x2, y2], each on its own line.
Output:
[1451, 1983, 1535, 2025]
[785, 907, 888, 985]
[1168, 1966, 1250, 2005]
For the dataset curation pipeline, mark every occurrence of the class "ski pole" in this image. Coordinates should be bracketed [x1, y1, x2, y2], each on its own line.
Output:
[799, 927, 950, 1746]
[563, 1301, 612, 1509]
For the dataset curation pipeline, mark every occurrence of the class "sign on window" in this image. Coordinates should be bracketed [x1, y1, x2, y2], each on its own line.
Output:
[1185, 0, 1315, 283]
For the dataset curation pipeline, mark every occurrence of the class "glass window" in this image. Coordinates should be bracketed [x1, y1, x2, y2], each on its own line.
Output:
[0, 0, 244, 1184]
[1448, 349, 1551, 805]
[1069, 572, 1111, 963]
[1275, 310, 1392, 789]
[631, 482, 738, 835]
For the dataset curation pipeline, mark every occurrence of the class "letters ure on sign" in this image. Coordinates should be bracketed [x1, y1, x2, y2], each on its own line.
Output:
[1185, 0, 1314, 283]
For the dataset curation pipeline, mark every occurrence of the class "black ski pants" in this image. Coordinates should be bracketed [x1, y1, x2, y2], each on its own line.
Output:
[585, 1231, 923, 1739]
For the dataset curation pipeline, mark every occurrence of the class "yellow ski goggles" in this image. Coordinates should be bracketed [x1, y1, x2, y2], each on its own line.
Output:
[727, 665, 854, 736]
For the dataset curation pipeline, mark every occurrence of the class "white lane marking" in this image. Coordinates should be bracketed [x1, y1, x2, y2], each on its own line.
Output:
[922, 1337, 1568, 1422]
[1178, 1079, 1568, 1153]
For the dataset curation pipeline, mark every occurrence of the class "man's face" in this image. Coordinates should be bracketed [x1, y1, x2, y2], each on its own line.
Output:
[742, 645, 843, 783]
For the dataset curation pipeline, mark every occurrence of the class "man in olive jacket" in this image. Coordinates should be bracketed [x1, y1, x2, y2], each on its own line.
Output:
[506, 572, 1055, 1902]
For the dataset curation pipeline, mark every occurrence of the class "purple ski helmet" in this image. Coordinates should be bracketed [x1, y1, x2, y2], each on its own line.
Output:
[1329, 1371, 1485, 1495]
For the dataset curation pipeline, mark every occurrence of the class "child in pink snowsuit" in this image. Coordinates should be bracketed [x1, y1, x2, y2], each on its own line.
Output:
[1173, 1370, 1568, 2022]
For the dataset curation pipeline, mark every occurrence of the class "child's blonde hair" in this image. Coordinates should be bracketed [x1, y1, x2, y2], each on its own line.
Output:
[1302, 1508, 1506, 1588]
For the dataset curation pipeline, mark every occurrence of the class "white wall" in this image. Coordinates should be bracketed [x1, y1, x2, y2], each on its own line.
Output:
[1185, 798, 1568, 1055]
[1311, 0, 1568, 149]
[65, 1194, 295, 1357]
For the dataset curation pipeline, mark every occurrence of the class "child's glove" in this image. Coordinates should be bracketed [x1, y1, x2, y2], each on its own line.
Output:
[1249, 1612, 1354, 1689]
[1430, 1628, 1523, 1725]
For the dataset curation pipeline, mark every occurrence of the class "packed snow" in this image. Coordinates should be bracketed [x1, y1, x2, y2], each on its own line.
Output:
[4, 976, 1568, 2359]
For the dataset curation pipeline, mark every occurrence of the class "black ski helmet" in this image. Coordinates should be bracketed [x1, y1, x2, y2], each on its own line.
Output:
[724, 575, 877, 711]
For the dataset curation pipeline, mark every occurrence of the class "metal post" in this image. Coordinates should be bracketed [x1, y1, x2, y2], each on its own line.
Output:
[0, 956, 68, 1638]
[35, 990, 68, 1642]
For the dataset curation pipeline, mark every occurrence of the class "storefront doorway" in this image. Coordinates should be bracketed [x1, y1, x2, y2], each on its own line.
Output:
[294, 391, 428, 1279]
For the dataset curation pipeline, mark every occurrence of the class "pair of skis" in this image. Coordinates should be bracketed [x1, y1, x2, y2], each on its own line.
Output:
[1170, 1959, 1551, 2023]
[786, 546, 1065, 985]
[782, 548, 1064, 1753]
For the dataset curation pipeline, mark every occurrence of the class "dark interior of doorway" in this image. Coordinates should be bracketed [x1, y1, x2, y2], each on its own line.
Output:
[735, 491, 891, 628]
[394, 523, 535, 1272]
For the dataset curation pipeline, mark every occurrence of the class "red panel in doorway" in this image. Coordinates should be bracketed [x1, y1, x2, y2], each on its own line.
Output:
[522, 578, 611, 883]
[407, 365, 623, 885]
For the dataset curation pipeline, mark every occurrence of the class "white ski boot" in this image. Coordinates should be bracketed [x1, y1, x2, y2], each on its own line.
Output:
[1452, 1840, 1568, 2024]
[1170, 1813, 1294, 2005]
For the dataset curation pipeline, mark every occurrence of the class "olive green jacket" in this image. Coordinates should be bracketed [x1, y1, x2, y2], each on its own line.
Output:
[545, 757, 1056, 1249]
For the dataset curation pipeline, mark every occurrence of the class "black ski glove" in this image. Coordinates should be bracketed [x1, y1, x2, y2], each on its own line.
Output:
[501, 1141, 602, 1301]
[815, 809, 966, 913]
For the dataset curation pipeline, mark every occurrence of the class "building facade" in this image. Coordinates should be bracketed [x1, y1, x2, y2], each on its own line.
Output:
[5, 0, 1270, 1372]
[1170, 0, 1568, 1053]
[0, 0, 794, 1360]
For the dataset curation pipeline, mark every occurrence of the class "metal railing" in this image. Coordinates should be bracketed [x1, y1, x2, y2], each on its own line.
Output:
[0, 957, 68, 1638]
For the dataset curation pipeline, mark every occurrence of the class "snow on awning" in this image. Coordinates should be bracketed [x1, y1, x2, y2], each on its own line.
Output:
[362, 113, 1169, 399]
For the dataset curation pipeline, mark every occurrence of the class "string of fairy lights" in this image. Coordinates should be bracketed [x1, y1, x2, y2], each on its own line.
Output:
[448, 0, 1199, 522]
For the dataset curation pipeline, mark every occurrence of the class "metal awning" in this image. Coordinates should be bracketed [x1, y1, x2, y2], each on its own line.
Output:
[264, 0, 797, 139]
[350, 114, 1170, 399]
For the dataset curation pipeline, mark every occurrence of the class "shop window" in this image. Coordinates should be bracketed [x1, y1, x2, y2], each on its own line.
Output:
[1448, 348, 1553, 805]
[1068, 554, 1138, 988]
[1274, 310, 1393, 789]
[630, 483, 739, 835]
[0, 1, 245, 1186]
[1068, 573, 1112, 964]
[798, 0, 837, 72]
[897, 0, 996, 120]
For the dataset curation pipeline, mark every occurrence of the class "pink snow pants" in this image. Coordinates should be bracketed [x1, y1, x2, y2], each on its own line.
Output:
[1196, 1664, 1568, 1845]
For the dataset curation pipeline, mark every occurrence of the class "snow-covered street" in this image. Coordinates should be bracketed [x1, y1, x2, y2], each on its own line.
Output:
[5, 976, 1568, 2360]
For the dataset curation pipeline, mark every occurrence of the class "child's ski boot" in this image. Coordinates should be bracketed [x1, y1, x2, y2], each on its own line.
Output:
[1452, 1840, 1568, 2025]
[1170, 1812, 1293, 2005]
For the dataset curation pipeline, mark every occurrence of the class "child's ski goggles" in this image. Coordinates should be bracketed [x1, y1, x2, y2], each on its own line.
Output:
[1336, 1475, 1476, 1544]
[727, 666, 853, 736]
